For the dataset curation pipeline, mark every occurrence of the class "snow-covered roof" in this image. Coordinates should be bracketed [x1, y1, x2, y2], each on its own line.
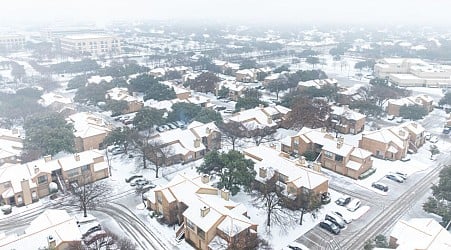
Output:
[399, 122, 425, 136]
[391, 218, 451, 250]
[332, 105, 366, 121]
[88, 75, 113, 84]
[390, 73, 423, 80]
[57, 149, 105, 172]
[106, 87, 141, 103]
[40, 93, 73, 107]
[236, 69, 255, 76]
[218, 80, 246, 92]
[0, 163, 36, 197]
[298, 78, 338, 89]
[244, 145, 328, 190]
[68, 112, 111, 139]
[362, 126, 408, 149]
[62, 34, 114, 40]
[0, 209, 82, 249]
[229, 105, 290, 128]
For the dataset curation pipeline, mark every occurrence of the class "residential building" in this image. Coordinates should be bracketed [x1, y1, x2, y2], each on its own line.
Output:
[374, 58, 451, 87]
[281, 128, 373, 179]
[235, 69, 257, 83]
[151, 121, 221, 165]
[0, 209, 82, 249]
[105, 87, 144, 114]
[187, 95, 214, 109]
[298, 78, 338, 90]
[336, 84, 365, 105]
[146, 173, 257, 250]
[386, 94, 434, 117]
[0, 149, 108, 206]
[40, 93, 74, 113]
[0, 34, 25, 52]
[263, 73, 284, 86]
[60, 34, 121, 56]
[399, 122, 426, 151]
[244, 145, 329, 210]
[229, 105, 291, 129]
[215, 80, 247, 101]
[331, 105, 366, 134]
[67, 112, 112, 152]
[0, 128, 23, 166]
[359, 126, 410, 160]
[389, 218, 451, 249]
[40, 27, 106, 41]
[149, 67, 167, 78]
[212, 60, 240, 75]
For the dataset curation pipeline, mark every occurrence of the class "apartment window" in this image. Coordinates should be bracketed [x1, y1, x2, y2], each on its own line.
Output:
[197, 228, 205, 240]
[278, 173, 288, 183]
[157, 193, 162, 204]
[81, 165, 90, 172]
[335, 155, 344, 162]
[37, 175, 48, 185]
[324, 151, 334, 159]
[186, 219, 195, 231]
[66, 169, 79, 178]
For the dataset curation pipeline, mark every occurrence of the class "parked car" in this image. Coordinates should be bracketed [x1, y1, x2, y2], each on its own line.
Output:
[424, 132, 431, 140]
[394, 171, 408, 180]
[325, 213, 346, 229]
[156, 126, 165, 132]
[386, 174, 404, 183]
[443, 127, 451, 134]
[82, 224, 102, 238]
[215, 106, 227, 111]
[335, 195, 351, 206]
[137, 183, 157, 193]
[346, 199, 361, 212]
[372, 182, 389, 192]
[84, 230, 107, 245]
[130, 178, 147, 186]
[167, 123, 177, 129]
[286, 242, 306, 250]
[387, 115, 395, 121]
[333, 211, 352, 224]
[175, 121, 186, 129]
[133, 178, 149, 187]
[396, 117, 404, 123]
[223, 109, 234, 114]
[125, 175, 143, 183]
[111, 146, 125, 155]
[319, 220, 340, 235]
[400, 155, 411, 162]
[321, 192, 331, 204]
[430, 136, 439, 143]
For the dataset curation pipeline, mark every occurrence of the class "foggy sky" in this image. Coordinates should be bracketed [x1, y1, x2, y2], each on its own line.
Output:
[1, 0, 451, 26]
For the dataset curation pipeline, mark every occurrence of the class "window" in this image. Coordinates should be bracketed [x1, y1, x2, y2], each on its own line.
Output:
[157, 193, 162, 204]
[197, 228, 205, 240]
[278, 173, 288, 183]
[38, 175, 48, 185]
[66, 169, 79, 178]
[81, 165, 90, 172]
[186, 219, 195, 231]
[324, 151, 334, 159]
[335, 155, 344, 162]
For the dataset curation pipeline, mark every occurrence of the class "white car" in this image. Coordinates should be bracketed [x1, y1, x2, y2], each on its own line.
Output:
[430, 136, 439, 143]
[424, 132, 431, 140]
[346, 198, 361, 212]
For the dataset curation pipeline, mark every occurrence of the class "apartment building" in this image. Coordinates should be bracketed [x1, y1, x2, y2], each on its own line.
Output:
[229, 105, 291, 129]
[146, 173, 258, 250]
[389, 218, 451, 249]
[0, 128, 23, 166]
[244, 145, 329, 210]
[331, 105, 366, 134]
[105, 87, 144, 114]
[215, 80, 247, 101]
[281, 127, 373, 179]
[0, 149, 108, 207]
[150, 121, 221, 165]
[386, 94, 434, 117]
[298, 78, 338, 90]
[0, 209, 82, 249]
[60, 34, 121, 56]
[235, 69, 257, 83]
[0, 34, 25, 52]
[67, 112, 111, 152]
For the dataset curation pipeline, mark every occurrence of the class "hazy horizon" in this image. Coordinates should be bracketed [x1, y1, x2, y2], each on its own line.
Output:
[1, 0, 451, 28]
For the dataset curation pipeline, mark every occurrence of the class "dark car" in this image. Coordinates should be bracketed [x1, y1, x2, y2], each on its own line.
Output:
[125, 175, 143, 183]
[372, 182, 389, 192]
[443, 127, 451, 134]
[325, 213, 346, 229]
[84, 230, 107, 245]
[82, 224, 102, 238]
[215, 106, 227, 111]
[335, 195, 351, 206]
[321, 192, 331, 204]
[319, 220, 340, 235]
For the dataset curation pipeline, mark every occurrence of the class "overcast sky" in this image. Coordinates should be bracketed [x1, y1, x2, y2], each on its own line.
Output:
[1, 0, 451, 26]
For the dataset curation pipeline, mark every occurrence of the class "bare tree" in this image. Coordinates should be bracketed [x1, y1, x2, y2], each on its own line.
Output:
[253, 178, 297, 231]
[247, 126, 277, 146]
[216, 121, 247, 150]
[67, 173, 112, 218]
[130, 129, 153, 169]
[146, 138, 173, 178]
[67, 229, 136, 250]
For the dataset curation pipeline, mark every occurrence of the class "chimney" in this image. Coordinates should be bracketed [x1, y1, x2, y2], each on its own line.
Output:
[267, 116, 273, 124]
[259, 167, 267, 178]
[258, 104, 264, 109]
[205, 127, 211, 134]
[321, 127, 326, 133]
[312, 162, 322, 172]
[43, 155, 52, 162]
[47, 235, 56, 249]
[221, 189, 230, 201]
[299, 156, 306, 164]
[194, 138, 201, 148]
[200, 206, 210, 217]
[34, 165, 39, 174]
[75, 154, 80, 161]
[399, 130, 405, 137]
[201, 174, 210, 184]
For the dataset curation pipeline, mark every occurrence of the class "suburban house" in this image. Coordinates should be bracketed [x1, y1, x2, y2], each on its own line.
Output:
[0, 149, 109, 207]
[150, 121, 221, 165]
[149, 67, 167, 78]
[331, 105, 366, 134]
[244, 145, 329, 210]
[359, 126, 409, 160]
[212, 60, 240, 75]
[0, 209, 82, 249]
[281, 128, 373, 179]
[400, 122, 426, 150]
[105, 87, 144, 114]
[389, 218, 451, 249]
[386, 94, 434, 117]
[40, 93, 74, 113]
[336, 84, 365, 105]
[215, 80, 247, 101]
[0, 128, 23, 166]
[187, 95, 214, 109]
[146, 173, 258, 250]
[235, 69, 257, 83]
[298, 78, 338, 90]
[229, 105, 291, 129]
[263, 73, 284, 86]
